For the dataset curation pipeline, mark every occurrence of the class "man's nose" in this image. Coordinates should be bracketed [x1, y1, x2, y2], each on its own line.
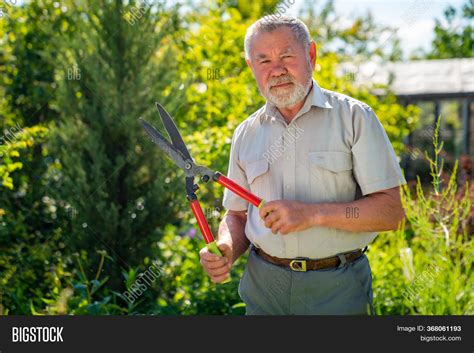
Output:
[270, 63, 288, 77]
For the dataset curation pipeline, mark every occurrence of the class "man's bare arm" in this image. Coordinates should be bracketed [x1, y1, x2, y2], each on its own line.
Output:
[259, 186, 405, 234]
[313, 186, 405, 232]
[218, 210, 249, 263]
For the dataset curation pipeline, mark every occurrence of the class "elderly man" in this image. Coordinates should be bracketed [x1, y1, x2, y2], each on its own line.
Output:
[199, 16, 406, 315]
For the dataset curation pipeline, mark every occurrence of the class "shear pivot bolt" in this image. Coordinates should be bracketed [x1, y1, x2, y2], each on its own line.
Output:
[185, 163, 192, 170]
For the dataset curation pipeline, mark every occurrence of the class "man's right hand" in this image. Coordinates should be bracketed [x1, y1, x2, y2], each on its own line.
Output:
[199, 242, 232, 283]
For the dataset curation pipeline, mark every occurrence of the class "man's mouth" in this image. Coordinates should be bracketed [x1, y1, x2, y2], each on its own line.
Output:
[270, 81, 294, 89]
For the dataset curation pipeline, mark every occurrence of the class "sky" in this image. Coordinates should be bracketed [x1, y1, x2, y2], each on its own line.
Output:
[291, 0, 468, 57]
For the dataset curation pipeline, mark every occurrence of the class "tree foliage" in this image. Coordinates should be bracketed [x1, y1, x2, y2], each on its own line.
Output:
[49, 0, 184, 289]
[427, 0, 473, 59]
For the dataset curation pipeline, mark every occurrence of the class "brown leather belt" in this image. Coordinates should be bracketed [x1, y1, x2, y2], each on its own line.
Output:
[254, 246, 364, 271]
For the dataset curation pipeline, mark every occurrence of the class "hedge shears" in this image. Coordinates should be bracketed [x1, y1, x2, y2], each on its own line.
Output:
[139, 103, 265, 275]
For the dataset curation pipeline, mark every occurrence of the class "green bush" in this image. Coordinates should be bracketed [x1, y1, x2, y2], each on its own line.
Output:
[31, 224, 246, 315]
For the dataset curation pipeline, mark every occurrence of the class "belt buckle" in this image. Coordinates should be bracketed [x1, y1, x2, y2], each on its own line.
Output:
[289, 259, 307, 272]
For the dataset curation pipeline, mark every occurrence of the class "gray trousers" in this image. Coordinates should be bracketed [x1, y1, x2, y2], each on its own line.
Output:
[238, 246, 374, 315]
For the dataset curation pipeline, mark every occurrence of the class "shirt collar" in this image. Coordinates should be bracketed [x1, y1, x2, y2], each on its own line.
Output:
[260, 79, 333, 125]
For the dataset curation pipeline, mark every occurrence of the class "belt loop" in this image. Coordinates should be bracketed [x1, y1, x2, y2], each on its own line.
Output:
[337, 253, 347, 268]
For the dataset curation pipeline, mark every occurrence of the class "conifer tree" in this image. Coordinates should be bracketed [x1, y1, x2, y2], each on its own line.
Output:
[51, 0, 183, 288]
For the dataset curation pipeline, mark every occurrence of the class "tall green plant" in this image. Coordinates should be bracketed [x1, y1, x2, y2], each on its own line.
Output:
[370, 118, 472, 315]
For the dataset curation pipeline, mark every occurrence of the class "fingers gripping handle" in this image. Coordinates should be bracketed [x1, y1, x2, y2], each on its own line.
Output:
[189, 199, 230, 284]
[214, 173, 265, 208]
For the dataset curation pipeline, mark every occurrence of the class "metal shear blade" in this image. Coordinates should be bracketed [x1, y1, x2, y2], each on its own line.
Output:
[138, 117, 213, 179]
[155, 102, 192, 161]
[138, 118, 191, 173]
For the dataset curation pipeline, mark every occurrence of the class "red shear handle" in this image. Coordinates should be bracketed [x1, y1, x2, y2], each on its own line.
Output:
[189, 199, 215, 244]
[215, 174, 264, 208]
[189, 198, 231, 284]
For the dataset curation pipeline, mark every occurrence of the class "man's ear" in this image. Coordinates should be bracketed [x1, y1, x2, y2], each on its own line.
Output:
[309, 41, 317, 69]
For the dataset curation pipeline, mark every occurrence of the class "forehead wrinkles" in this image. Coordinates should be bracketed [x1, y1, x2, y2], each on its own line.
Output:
[250, 28, 300, 58]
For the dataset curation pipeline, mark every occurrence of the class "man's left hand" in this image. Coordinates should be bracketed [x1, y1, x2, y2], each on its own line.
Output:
[259, 200, 315, 235]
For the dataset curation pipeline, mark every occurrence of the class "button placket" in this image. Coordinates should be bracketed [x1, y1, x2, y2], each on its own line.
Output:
[283, 128, 298, 258]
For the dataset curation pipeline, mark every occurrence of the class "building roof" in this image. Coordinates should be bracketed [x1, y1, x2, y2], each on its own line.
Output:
[340, 58, 474, 100]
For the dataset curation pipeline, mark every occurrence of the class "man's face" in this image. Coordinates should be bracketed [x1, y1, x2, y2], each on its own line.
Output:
[247, 26, 316, 108]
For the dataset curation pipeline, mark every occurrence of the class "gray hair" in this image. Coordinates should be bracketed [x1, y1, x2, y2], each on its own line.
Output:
[244, 16, 311, 60]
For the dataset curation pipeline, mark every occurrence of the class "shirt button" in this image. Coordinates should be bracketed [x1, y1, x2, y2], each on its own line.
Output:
[286, 155, 291, 161]
[285, 184, 290, 189]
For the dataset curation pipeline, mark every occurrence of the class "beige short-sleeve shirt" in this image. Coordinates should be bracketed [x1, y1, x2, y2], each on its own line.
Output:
[223, 80, 406, 259]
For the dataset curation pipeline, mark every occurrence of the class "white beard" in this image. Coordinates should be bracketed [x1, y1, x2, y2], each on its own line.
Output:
[260, 62, 313, 109]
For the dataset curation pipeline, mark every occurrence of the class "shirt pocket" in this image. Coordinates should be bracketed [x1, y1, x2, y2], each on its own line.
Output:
[244, 159, 269, 196]
[308, 151, 356, 202]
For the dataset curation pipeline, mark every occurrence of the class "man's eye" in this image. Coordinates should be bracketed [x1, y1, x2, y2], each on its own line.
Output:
[282, 55, 292, 59]
[260, 60, 270, 64]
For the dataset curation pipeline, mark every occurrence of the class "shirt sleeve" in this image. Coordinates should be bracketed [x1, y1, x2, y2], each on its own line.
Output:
[222, 123, 250, 211]
[351, 106, 406, 195]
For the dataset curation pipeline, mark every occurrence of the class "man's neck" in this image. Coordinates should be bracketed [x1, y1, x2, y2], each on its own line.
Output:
[276, 84, 313, 124]
[277, 100, 306, 124]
